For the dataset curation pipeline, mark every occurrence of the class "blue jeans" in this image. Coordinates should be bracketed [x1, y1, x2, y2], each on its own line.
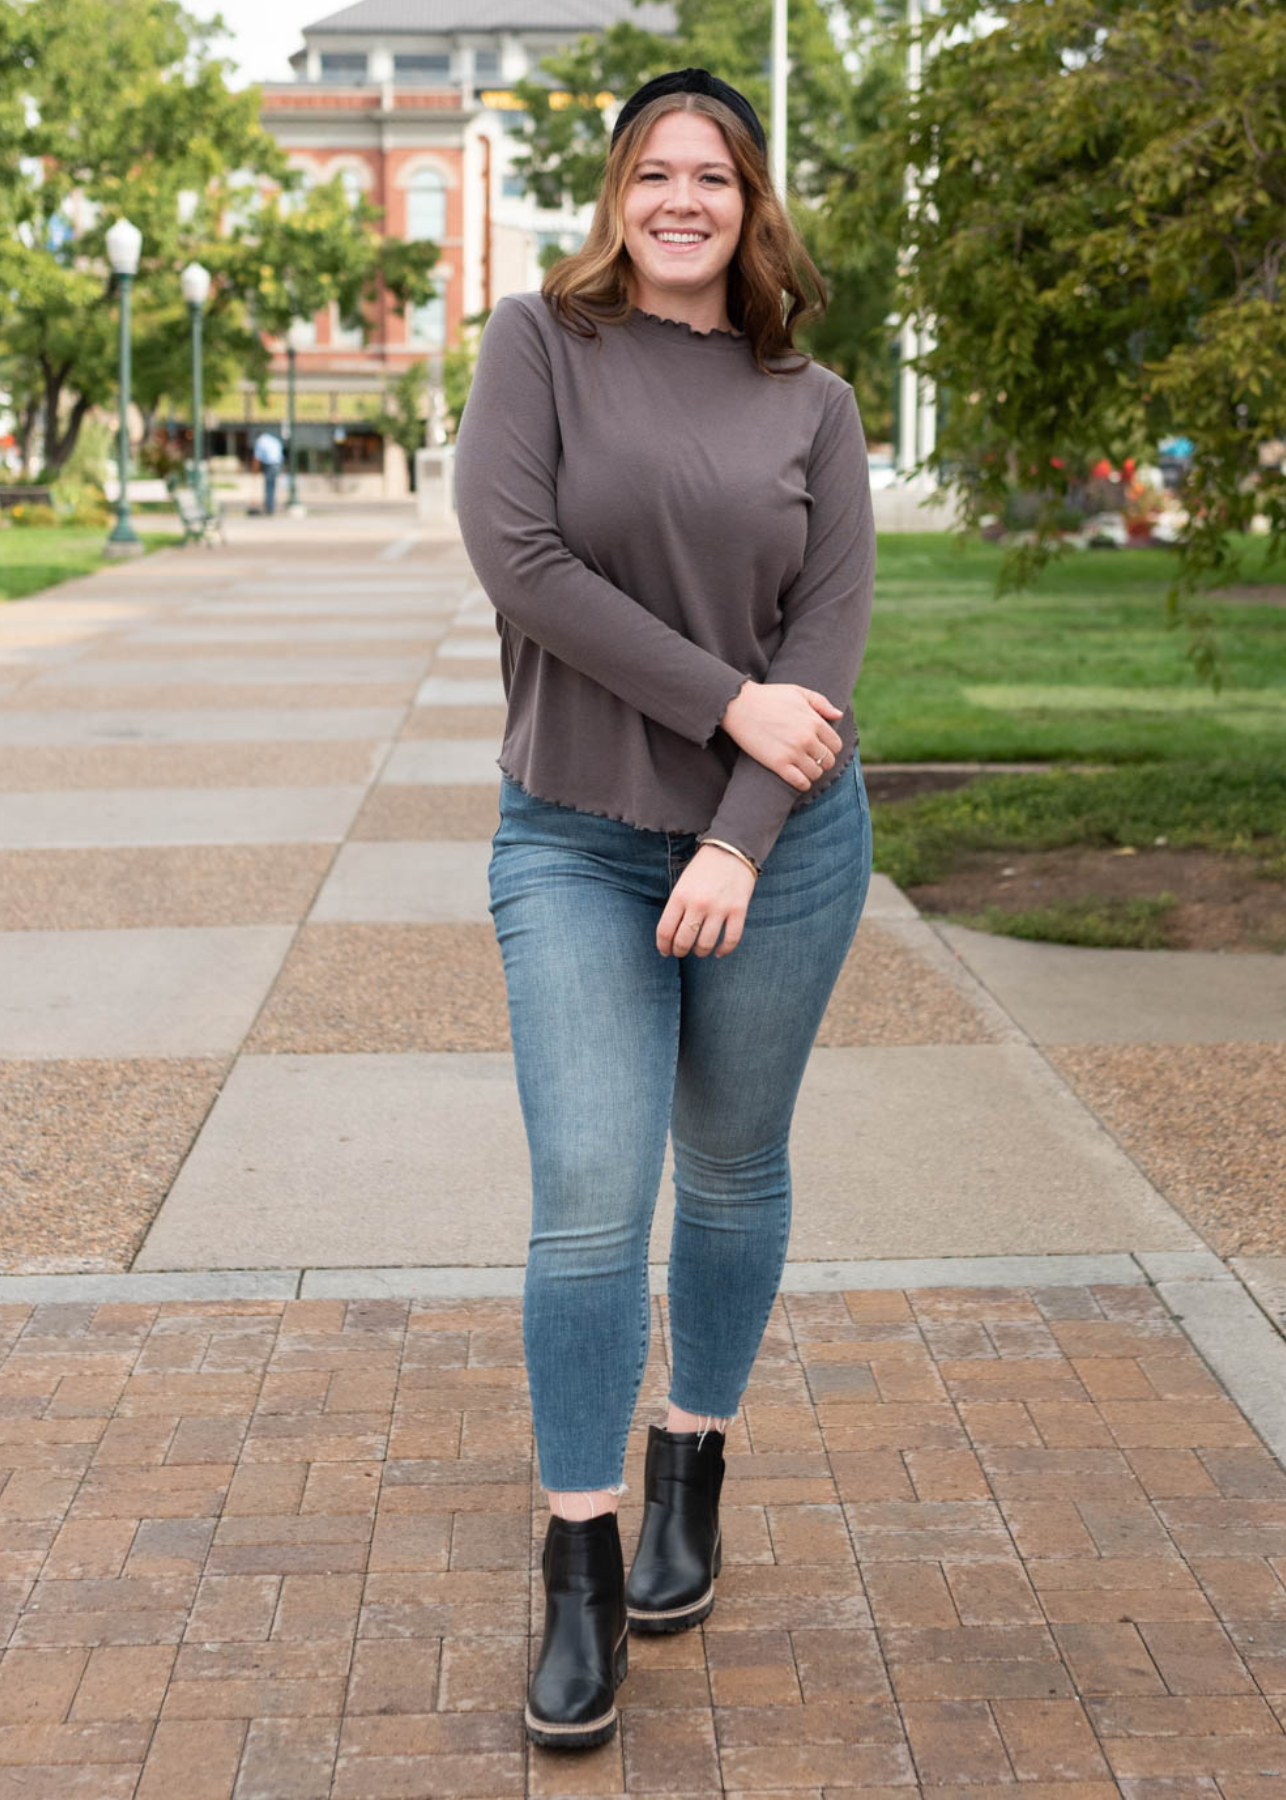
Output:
[262, 466, 278, 514]
[487, 757, 873, 1492]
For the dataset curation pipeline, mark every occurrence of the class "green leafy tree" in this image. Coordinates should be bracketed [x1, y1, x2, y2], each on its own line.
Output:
[442, 311, 489, 441]
[370, 359, 430, 491]
[0, 0, 439, 475]
[867, 0, 1286, 679]
[0, 0, 275, 473]
[508, 0, 905, 433]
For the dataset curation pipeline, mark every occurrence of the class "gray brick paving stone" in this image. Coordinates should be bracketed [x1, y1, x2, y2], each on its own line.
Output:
[436, 637, 503, 658]
[0, 786, 369, 848]
[44, 655, 428, 687]
[0, 927, 294, 1057]
[310, 844, 492, 923]
[0, 709, 405, 746]
[133, 1045, 1202, 1272]
[380, 741, 503, 785]
[938, 923, 1286, 1044]
[413, 676, 507, 707]
[189, 595, 459, 617]
[861, 873, 921, 919]
[130, 622, 440, 645]
[297, 1254, 1146, 1300]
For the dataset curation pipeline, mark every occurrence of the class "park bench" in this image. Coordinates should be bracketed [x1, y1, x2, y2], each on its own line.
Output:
[0, 485, 54, 509]
[166, 473, 226, 548]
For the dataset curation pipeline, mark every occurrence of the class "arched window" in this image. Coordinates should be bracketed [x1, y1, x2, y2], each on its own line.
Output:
[405, 169, 447, 242]
[409, 292, 446, 349]
[338, 166, 364, 210]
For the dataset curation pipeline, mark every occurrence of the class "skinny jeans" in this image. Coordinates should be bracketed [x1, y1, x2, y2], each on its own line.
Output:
[487, 756, 873, 1493]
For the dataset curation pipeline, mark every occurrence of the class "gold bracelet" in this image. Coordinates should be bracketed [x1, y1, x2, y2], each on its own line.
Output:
[697, 836, 761, 879]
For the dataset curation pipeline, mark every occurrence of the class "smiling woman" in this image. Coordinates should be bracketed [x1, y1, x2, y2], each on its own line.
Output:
[452, 67, 877, 1755]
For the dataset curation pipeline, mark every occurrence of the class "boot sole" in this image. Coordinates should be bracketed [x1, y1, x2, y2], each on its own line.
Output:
[626, 1532, 721, 1634]
[524, 1626, 629, 1748]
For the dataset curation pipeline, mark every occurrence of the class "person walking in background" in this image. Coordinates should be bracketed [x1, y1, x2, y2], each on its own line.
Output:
[251, 428, 283, 514]
[453, 67, 876, 1752]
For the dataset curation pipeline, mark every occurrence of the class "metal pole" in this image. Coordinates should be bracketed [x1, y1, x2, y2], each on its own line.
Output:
[897, 0, 922, 475]
[286, 341, 299, 511]
[916, 0, 942, 468]
[770, 0, 788, 200]
[106, 273, 142, 552]
[189, 301, 204, 506]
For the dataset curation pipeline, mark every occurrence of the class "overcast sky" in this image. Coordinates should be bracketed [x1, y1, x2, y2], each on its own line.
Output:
[200, 0, 324, 87]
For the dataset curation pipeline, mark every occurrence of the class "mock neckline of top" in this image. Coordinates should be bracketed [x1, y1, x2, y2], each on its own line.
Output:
[625, 306, 748, 348]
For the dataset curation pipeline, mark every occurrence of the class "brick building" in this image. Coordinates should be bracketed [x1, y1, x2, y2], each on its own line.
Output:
[219, 0, 675, 494]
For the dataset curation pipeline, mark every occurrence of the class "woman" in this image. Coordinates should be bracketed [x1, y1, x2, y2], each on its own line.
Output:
[453, 66, 876, 1750]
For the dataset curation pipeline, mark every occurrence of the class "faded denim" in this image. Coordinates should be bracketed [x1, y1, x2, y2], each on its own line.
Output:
[487, 757, 873, 1493]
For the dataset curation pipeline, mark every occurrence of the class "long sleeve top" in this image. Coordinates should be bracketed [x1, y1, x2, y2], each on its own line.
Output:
[451, 288, 876, 871]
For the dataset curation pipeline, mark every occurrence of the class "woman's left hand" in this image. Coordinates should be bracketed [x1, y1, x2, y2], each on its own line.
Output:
[657, 844, 757, 960]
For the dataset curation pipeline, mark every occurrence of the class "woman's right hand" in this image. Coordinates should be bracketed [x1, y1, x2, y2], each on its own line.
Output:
[719, 681, 845, 791]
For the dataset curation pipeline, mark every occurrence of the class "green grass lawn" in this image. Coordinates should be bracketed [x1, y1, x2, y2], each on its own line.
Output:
[857, 533, 1286, 765]
[859, 534, 1286, 942]
[872, 759, 1286, 889]
[0, 525, 183, 602]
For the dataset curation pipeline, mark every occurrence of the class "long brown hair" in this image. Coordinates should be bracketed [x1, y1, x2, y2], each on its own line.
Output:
[542, 91, 826, 376]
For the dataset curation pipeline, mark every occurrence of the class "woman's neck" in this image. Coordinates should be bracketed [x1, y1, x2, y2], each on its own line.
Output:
[626, 277, 732, 337]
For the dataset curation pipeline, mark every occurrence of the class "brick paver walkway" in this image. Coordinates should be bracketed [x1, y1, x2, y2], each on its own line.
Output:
[2, 1283, 1285, 1797]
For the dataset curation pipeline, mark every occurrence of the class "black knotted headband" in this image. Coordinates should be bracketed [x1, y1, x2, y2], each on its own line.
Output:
[609, 67, 767, 159]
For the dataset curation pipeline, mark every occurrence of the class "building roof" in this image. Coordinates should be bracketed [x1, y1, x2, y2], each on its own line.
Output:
[304, 0, 676, 33]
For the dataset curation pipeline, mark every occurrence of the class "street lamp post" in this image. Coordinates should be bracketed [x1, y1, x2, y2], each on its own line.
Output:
[105, 218, 143, 558]
[285, 318, 310, 518]
[180, 262, 211, 506]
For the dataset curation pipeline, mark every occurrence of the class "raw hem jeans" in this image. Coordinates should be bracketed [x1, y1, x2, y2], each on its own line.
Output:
[487, 757, 873, 1493]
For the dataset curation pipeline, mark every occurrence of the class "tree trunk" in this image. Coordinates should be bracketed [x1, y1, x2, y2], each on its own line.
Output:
[16, 397, 38, 479]
[39, 364, 66, 478]
[45, 391, 93, 478]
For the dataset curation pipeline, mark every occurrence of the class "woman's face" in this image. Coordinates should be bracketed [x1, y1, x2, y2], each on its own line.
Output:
[620, 110, 745, 315]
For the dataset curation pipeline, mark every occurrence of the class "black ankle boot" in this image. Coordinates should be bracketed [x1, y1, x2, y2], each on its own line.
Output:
[624, 1424, 725, 1633]
[525, 1509, 628, 1748]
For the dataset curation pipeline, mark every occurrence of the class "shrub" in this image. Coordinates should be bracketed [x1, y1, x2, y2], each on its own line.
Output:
[138, 434, 186, 480]
[9, 503, 59, 528]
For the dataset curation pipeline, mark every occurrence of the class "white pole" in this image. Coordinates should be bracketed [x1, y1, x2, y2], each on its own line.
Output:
[916, 0, 942, 466]
[897, 0, 922, 474]
[899, 0, 945, 474]
[770, 0, 788, 200]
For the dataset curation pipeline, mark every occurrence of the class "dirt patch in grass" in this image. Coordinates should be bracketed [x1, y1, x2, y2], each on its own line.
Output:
[866, 766, 1016, 804]
[1205, 583, 1286, 606]
[907, 845, 1285, 952]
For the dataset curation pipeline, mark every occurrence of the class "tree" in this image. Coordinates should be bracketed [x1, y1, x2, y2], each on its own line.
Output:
[370, 360, 430, 491]
[508, 0, 905, 433]
[0, 0, 439, 475]
[442, 312, 488, 441]
[869, 0, 1286, 678]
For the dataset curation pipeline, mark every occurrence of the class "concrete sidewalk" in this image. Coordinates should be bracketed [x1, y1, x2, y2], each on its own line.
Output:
[1, 520, 1285, 1795]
